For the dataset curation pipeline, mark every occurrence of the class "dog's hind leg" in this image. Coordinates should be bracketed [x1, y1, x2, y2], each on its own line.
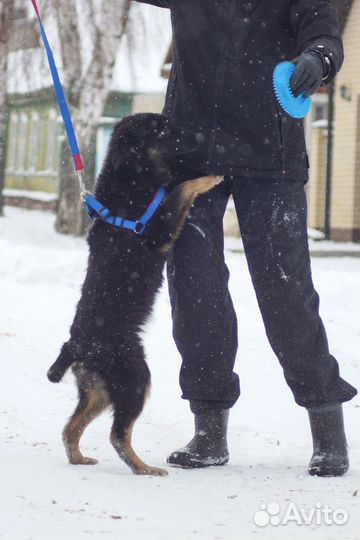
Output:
[62, 387, 110, 465]
[110, 410, 168, 477]
[109, 359, 168, 476]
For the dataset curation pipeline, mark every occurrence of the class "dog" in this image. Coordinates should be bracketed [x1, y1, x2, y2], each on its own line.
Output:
[47, 113, 223, 476]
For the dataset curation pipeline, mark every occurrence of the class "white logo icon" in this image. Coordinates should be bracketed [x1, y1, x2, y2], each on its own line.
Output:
[254, 503, 281, 527]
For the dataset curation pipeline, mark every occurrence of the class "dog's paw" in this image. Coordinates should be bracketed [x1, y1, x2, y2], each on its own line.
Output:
[134, 465, 169, 476]
[69, 456, 98, 465]
[81, 457, 99, 465]
[47, 365, 62, 383]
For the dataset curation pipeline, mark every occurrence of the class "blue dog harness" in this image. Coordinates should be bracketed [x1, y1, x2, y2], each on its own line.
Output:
[85, 185, 167, 236]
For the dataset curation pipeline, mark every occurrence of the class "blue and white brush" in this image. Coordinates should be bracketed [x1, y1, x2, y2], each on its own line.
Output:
[273, 61, 311, 119]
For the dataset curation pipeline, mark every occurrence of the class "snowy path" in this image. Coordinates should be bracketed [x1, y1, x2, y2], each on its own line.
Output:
[1, 207, 359, 540]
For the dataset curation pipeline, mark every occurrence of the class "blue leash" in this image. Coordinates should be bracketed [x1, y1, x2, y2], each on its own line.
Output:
[31, 0, 166, 236]
[31, 0, 83, 172]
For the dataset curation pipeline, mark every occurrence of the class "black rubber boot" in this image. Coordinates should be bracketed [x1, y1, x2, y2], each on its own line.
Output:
[307, 404, 349, 477]
[167, 410, 229, 468]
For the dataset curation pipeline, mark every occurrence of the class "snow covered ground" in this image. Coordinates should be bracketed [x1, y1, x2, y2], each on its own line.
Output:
[1, 206, 359, 540]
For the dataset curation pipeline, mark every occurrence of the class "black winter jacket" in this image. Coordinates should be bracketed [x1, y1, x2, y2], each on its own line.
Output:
[135, 0, 343, 181]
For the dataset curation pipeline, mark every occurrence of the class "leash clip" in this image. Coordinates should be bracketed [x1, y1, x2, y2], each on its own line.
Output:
[76, 169, 89, 202]
[134, 221, 146, 236]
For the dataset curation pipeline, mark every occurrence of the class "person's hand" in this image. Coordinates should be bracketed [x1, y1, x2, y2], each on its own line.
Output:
[290, 52, 324, 99]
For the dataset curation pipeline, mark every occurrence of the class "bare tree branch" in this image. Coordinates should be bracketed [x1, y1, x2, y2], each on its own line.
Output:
[52, 0, 83, 106]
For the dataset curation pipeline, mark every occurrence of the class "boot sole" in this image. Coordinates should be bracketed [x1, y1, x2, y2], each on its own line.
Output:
[167, 455, 229, 469]
[308, 465, 349, 477]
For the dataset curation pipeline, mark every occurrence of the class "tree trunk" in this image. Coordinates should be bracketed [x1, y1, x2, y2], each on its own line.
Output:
[0, 0, 14, 216]
[55, 119, 96, 236]
[53, 0, 131, 235]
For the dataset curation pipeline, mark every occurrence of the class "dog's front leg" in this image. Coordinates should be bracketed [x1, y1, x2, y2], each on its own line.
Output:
[145, 175, 224, 254]
[182, 175, 224, 197]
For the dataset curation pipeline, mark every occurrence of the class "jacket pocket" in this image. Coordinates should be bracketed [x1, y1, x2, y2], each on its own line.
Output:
[274, 100, 309, 171]
[271, 98, 285, 167]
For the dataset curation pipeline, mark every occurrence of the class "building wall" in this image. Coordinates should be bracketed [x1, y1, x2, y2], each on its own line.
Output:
[307, 92, 330, 233]
[5, 100, 61, 193]
[331, 0, 360, 241]
[308, 122, 328, 230]
[132, 93, 165, 114]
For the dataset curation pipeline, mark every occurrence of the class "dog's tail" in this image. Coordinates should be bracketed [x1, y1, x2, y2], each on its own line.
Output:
[47, 342, 78, 383]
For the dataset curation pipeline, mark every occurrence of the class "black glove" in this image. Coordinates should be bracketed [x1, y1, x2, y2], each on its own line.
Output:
[291, 51, 325, 99]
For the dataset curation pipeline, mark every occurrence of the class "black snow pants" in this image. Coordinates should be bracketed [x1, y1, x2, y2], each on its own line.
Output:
[167, 167, 358, 414]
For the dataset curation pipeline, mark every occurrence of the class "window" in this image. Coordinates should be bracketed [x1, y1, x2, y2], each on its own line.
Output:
[18, 112, 30, 171]
[46, 108, 58, 172]
[29, 111, 40, 171]
[313, 103, 328, 122]
[7, 113, 19, 172]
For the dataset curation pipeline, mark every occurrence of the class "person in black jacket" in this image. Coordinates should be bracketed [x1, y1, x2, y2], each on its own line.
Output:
[134, 0, 357, 476]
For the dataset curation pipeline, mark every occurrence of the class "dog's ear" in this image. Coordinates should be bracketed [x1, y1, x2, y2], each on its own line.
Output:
[112, 138, 129, 172]
[111, 135, 146, 172]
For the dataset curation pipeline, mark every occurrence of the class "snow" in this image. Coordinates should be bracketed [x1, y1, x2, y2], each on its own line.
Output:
[3, 188, 58, 202]
[308, 227, 326, 240]
[225, 235, 360, 256]
[0, 206, 359, 540]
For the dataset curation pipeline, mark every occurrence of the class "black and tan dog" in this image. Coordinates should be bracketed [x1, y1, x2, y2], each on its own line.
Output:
[47, 113, 223, 476]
